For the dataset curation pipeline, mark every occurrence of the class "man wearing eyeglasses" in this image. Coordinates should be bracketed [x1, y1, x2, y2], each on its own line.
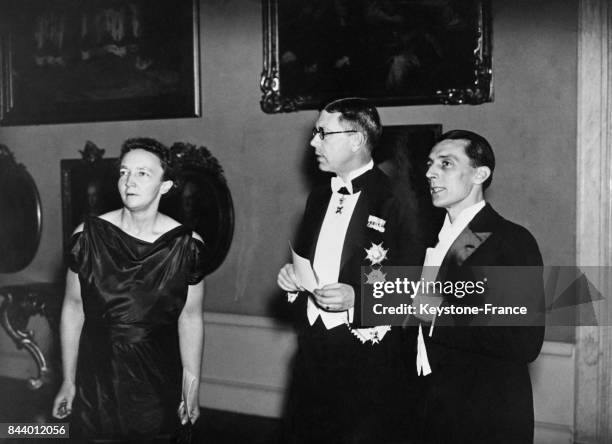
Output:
[277, 97, 423, 443]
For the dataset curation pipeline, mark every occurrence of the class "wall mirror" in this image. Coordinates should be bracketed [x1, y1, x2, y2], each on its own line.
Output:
[0, 145, 42, 272]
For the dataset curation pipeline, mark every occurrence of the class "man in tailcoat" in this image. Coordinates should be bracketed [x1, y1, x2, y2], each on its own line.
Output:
[409, 130, 545, 444]
[277, 97, 423, 443]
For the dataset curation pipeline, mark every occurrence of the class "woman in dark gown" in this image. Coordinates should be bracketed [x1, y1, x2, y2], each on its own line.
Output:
[52, 138, 206, 442]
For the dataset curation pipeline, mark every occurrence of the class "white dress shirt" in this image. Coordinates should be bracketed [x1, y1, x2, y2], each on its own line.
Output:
[307, 161, 374, 329]
[416, 200, 486, 375]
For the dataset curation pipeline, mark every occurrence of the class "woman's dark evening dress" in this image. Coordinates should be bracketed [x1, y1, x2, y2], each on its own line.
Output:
[67, 216, 206, 441]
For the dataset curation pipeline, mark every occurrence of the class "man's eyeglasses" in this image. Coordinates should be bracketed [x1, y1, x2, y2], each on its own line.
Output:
[312, 127, 358, 140]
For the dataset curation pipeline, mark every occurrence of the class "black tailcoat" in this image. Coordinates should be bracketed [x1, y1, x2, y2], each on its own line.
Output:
[411, 204, 545, 444]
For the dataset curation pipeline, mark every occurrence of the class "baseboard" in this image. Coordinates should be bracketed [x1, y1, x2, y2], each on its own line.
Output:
[534, 420, 573, 444]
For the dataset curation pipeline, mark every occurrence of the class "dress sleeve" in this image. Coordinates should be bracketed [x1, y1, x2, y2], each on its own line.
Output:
[66, 231, 88, 274]
[186, 238, 208, 285]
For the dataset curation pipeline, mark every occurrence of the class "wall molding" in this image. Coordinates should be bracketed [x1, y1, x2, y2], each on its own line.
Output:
[534, 421, 573, 444]
[203, 311, 286, 329]
[541, 341, 574, 357]
[202, 375, 282, 393]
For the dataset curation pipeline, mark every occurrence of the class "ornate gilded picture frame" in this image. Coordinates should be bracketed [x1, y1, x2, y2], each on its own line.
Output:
[261, 0, 492, 113]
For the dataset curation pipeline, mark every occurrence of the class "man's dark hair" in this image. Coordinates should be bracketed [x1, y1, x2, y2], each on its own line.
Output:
[119, 137, 174, 181]
[439, 129, 495, 190]
[324, 97, 382, 151]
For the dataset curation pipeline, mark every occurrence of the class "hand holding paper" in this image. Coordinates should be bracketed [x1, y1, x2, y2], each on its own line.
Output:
[290, 244, 319, 293]
[277, 263, 303, 292]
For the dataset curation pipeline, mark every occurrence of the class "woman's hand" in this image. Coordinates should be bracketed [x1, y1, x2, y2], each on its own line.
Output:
[52, 380, 76, 419]
[177, 399, 200, 425]
[177, 367, 200, 425]
[177, 280, 203, 426]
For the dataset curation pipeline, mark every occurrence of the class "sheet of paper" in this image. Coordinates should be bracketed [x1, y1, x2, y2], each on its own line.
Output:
[290, 243, 318, 293]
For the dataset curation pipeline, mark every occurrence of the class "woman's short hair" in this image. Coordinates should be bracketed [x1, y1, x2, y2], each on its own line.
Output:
[119, 138, 174, 181]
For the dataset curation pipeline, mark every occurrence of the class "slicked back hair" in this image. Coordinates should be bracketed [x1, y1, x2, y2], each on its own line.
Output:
[323, 97, 382, 152]
[438, 129, 495, 190]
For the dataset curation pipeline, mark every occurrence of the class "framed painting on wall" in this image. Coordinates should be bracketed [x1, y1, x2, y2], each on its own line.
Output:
[261, 0, 492, 113]
[0, 0, 200, 125]
[60, 146, 122, 253]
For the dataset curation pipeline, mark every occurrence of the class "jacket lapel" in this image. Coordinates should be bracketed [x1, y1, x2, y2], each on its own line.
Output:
[439, 228, 491, 272]
[297, 189, 331, 262]
[436, 204, 497, 280]
[339, 191, 368, 271]
[338, 168, 383, 272]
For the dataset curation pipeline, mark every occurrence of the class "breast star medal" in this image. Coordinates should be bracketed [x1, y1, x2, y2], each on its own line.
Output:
[364, 242, 388, 267]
